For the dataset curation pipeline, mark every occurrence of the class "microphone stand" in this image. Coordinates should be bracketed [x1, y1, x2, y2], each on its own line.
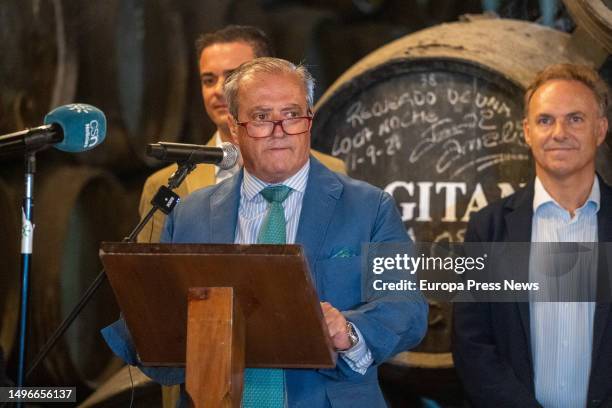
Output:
[24, 161, 196, 381]
[16, 153, 36, 402]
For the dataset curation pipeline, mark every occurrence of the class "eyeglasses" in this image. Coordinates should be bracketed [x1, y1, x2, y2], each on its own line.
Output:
[236, 116, 313, 138]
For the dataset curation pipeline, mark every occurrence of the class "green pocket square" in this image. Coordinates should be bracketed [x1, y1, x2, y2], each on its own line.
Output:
[331, 248, 355, 258]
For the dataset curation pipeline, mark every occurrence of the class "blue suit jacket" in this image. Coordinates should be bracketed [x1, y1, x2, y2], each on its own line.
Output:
[103, 157, 427, 407]
[452, 178, 612, 408]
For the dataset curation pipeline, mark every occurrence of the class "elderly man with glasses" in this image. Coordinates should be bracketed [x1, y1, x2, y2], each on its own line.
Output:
[136, 25, 345, 244]
[103, 57, 427, 407]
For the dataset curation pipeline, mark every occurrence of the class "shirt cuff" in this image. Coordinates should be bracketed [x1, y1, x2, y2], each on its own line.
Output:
[339, 324, 373, 374]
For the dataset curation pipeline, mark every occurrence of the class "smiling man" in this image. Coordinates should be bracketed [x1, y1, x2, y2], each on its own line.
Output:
[137, 26, 345, 243]
[453, 64, 612, 407]
[525, 73, 607, 195]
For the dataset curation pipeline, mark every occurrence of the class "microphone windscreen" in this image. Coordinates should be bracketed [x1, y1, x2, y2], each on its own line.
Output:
[44, 104, 107, 152]
[219, 142, 239, 170]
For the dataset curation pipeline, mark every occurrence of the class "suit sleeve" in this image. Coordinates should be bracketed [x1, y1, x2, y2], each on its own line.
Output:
[452, 216, 542, 408]
[101, 319, 185, 385]
[320, 191, 428, 380]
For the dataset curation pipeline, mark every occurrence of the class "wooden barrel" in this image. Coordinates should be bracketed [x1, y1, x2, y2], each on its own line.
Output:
[265, 5, 338, 100]
[311, 18, 594, 362]
[72, 0, 188, 171]
[25, 165, 132, 390]
[0, 0, 77, 136]
[562, 0, 612, 183]
[564, 0, 612, 53]
[0, 178, 20, 359]
[317, 22, 410, 98]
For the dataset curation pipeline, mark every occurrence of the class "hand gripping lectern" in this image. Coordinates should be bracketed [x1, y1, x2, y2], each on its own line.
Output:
[100, 243, 336, 407]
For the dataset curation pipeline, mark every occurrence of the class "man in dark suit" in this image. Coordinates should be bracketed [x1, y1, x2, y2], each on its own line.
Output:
[104, 57, 427, 407]
[453, 64, 612, 407]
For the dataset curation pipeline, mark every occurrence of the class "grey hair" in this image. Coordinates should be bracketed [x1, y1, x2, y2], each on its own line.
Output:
[224, 57, 315, 119]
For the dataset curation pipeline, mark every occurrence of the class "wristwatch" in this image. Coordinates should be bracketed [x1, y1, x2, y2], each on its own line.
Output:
[345, 321, 359, 350]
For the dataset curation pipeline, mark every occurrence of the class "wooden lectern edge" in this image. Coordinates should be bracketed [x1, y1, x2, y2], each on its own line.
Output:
[101, 243, 337, 369]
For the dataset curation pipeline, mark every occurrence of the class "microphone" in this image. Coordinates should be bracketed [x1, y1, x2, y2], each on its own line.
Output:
[147, 142, 239, 170]
[0, 104, 106, 155]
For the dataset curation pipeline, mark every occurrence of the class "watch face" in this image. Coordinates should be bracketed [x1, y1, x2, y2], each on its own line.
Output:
[347, 323, 359, 347]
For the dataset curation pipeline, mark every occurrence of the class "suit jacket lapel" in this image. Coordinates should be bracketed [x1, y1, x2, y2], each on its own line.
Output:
[295, 157, 342, 268]
[504, 182, 535, 359]
[209, 170, 242, 243]
[593, 177, 612, 366]
[504, 181, 534, 242]
[209, 157, 342, 249]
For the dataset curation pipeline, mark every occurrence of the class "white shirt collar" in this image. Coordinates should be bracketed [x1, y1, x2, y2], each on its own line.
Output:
[242, 160, 310, 201]
[533, 176, 600, 214]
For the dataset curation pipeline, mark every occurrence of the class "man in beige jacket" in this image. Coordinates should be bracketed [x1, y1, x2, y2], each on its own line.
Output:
[138, 25, 344, 243]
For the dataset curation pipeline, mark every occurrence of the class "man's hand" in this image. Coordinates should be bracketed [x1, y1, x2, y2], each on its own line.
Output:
[321, 302, 352, 350]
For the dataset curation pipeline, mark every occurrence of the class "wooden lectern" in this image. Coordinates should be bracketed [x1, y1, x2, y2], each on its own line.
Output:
[100, 243, 336, 407]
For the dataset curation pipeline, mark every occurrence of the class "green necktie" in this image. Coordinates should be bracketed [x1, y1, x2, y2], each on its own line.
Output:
[243, 185, 292, 407]
[257, 185, 292, 244]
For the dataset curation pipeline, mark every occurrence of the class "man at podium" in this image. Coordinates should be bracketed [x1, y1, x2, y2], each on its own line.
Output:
[103, 57, 427, 407]
[136, 25, 346, 244]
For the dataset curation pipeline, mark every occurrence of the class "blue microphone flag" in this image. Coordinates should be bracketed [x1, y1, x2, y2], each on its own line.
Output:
[44, 104, 107, 152]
